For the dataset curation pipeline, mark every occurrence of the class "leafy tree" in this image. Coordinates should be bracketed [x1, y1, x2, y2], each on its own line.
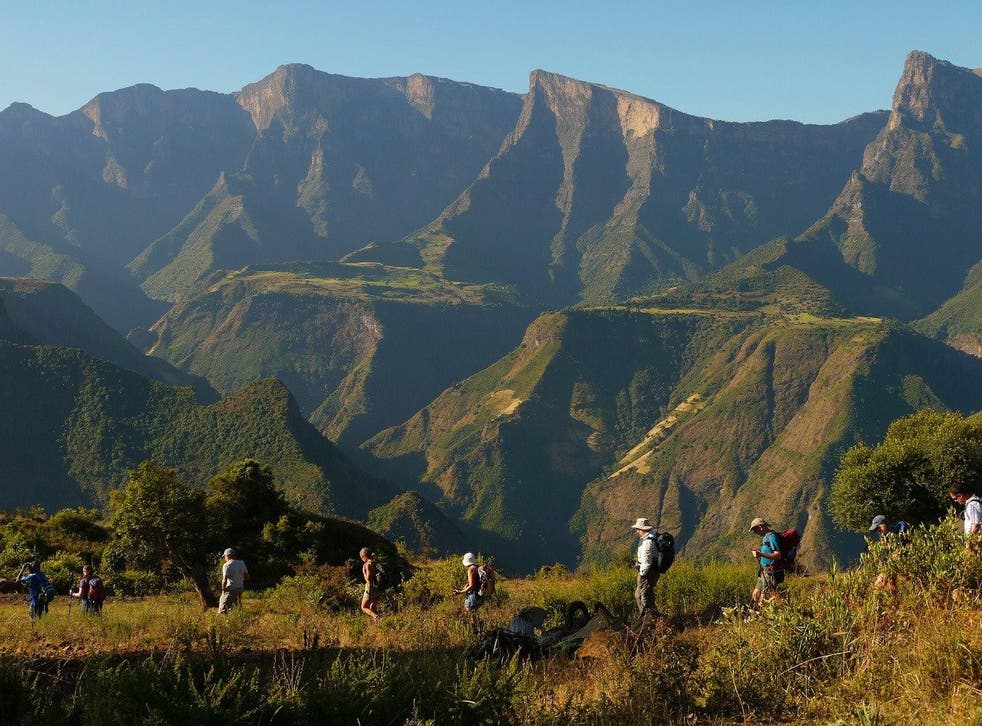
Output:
[206, 459, 290, 587]
[829, 410, 982, 531]
[109, 461, 217, 608]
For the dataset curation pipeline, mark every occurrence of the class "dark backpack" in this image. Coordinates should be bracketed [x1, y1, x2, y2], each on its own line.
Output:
[372, 561, 392, 592]
[776, 528, 801, 574]
[88, 576, 106, 604]
[655, 532, 676, 573]
[478, 564, 496, 597]
[39, 574, 55, 603]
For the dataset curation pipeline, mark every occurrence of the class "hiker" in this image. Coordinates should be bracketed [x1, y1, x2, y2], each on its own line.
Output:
[19, 562, 51, 621]
[218, 548, 249, 614]
[359, 547, 380, 621]
[949, 485, 981, 536]
[71, 564, 105, 614]
[631, 517, 659, 617]
[749, 517, 784, 606]
[868, 515, 910, 544]
[453, 552, 485, 612]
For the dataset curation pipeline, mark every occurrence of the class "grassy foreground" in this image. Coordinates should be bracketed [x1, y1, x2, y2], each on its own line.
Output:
[0, 524, 980, 724]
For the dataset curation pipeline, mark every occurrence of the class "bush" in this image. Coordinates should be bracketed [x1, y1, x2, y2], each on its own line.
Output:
[656, 559, 756, 619]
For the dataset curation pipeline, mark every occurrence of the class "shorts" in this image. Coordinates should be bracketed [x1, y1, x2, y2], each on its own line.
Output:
[465, 592, 483, 611]
[362, 586, 379, 604]
[756, 568, 785, 592]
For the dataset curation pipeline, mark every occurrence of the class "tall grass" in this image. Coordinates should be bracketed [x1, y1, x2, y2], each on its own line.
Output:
[0, 532, 979, 723]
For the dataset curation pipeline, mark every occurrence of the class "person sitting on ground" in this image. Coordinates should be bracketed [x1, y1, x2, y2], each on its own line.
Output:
[868, 515, 911, 544]
[749, 517, 783, 607]
[71, 564, 103, 614]
[631, 517, 660, 618]
[453, 552, 484, 612]
[949, 484, 981, 536]
[218, 548, 249, 614]
[19, 562, 51, 621]
[359, 547, 380, 622]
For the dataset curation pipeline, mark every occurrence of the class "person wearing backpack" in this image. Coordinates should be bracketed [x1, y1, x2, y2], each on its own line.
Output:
[949, 485, 981, 536]
[453, 552, 487, 612]
[631, 517, 660, 617]
[359, 547, 380, 622]
[19, 562, 52, 621]
[749, 517, 784, 607]
[72, 564, 105, 615]
[218, 548, 249, 614]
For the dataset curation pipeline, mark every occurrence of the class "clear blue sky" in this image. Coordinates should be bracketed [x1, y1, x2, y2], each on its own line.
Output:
[3, 1, 980, 124]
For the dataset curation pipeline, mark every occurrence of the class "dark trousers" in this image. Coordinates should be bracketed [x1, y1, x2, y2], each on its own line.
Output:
[635, 570, 659, 615]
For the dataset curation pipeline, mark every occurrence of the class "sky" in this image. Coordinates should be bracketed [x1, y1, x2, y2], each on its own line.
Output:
[2, 1, 980, 124]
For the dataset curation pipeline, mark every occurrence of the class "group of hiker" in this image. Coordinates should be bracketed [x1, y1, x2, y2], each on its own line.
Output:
[14, 484, 979, 623]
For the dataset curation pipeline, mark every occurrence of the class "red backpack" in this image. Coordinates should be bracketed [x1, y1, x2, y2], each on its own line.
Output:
[478, 564, 496, 597]
[87, 576, 106, 604]
[776, 528, 801, 574]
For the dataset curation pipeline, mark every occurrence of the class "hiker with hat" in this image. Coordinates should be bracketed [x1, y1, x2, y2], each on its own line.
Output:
[454, 552, 484, 612]
[949, 484, 982, 536]
[749, 517, 783, 607]
[218, 547, 249, 614]
[868, 515, 910, 544]
[632, 518, 659, 616]
[19, 561, 53, 621]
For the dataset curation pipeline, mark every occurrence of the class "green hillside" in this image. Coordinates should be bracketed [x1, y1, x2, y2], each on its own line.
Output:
[0, 306, 395, 516]
[147, 262, 534, 447]
[913, 259, 982, 356]
[0, 277, 214, 400]
[364, 308, 755, 569]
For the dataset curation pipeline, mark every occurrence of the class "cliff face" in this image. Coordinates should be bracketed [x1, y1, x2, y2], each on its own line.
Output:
[758, 52, 982, 323]
[355, 69, 886, 306]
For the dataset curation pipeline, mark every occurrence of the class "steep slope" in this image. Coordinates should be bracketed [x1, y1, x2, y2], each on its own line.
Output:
[0, 316, 395, 515]
[0, 277, 214, 400]
[367, 491, 468, 556]
[130, 65, 523, 301]
[912, 259, 982, 357]
[0, 87, 255, 328]
[364, 308, 755, 569]
[745, 52, 982, 320]
[0, 68, 521, 322]
[147, 262, 534, 447]
[575, 320, 982, 571]
[351, 70, 886, 305]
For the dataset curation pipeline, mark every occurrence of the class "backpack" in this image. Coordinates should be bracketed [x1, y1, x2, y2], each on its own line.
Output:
[655, 532, 676, 574]
[775, 528, 801, 574]
[478, 564, 496, 597]
[39, 574, 56, 603]
[372, 561, 392, 592]
[87, 576, 106, 604]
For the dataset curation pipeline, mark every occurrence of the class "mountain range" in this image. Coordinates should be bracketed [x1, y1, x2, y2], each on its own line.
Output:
[1, 51, 979, 571]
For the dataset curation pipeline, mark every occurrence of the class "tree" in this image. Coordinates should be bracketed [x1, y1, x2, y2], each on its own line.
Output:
[109, 461, 217, 608]
[829, 410, 982, 531]
[206, 459, 289, 587]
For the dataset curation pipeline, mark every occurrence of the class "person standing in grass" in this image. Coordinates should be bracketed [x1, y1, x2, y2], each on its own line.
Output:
[19, 562, 51, 621]
[949, 485, 982, 536]
[71, 564, 104, 615]
[218, 548, 249, 614]
[749, 517, 783, 607]
[454, 552, 484, 612]
[631, 518, 659, 617]
[359, 547, 380, 622]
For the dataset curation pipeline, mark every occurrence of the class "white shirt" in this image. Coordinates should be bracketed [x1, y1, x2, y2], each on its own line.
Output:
[964, 495, 982, 535]
[637, 533, 656, 575]
[222, 558, 248, 590]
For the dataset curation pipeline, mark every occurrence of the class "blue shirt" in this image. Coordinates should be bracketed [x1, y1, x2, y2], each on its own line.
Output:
[19, 572, 46, 605]
[759, 532, 781, 569]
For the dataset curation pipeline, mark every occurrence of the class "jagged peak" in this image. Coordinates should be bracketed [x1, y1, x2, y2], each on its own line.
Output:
[891, 50, 982, 128]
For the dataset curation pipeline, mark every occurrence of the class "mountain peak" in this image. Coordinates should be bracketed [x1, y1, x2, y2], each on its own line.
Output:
[891, 50, 982, 130]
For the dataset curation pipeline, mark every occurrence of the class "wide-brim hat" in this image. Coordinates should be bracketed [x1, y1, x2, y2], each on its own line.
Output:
[631, 518, 653, 531]
[748, 517, 768, 531]
[462, 552, 477, 566]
